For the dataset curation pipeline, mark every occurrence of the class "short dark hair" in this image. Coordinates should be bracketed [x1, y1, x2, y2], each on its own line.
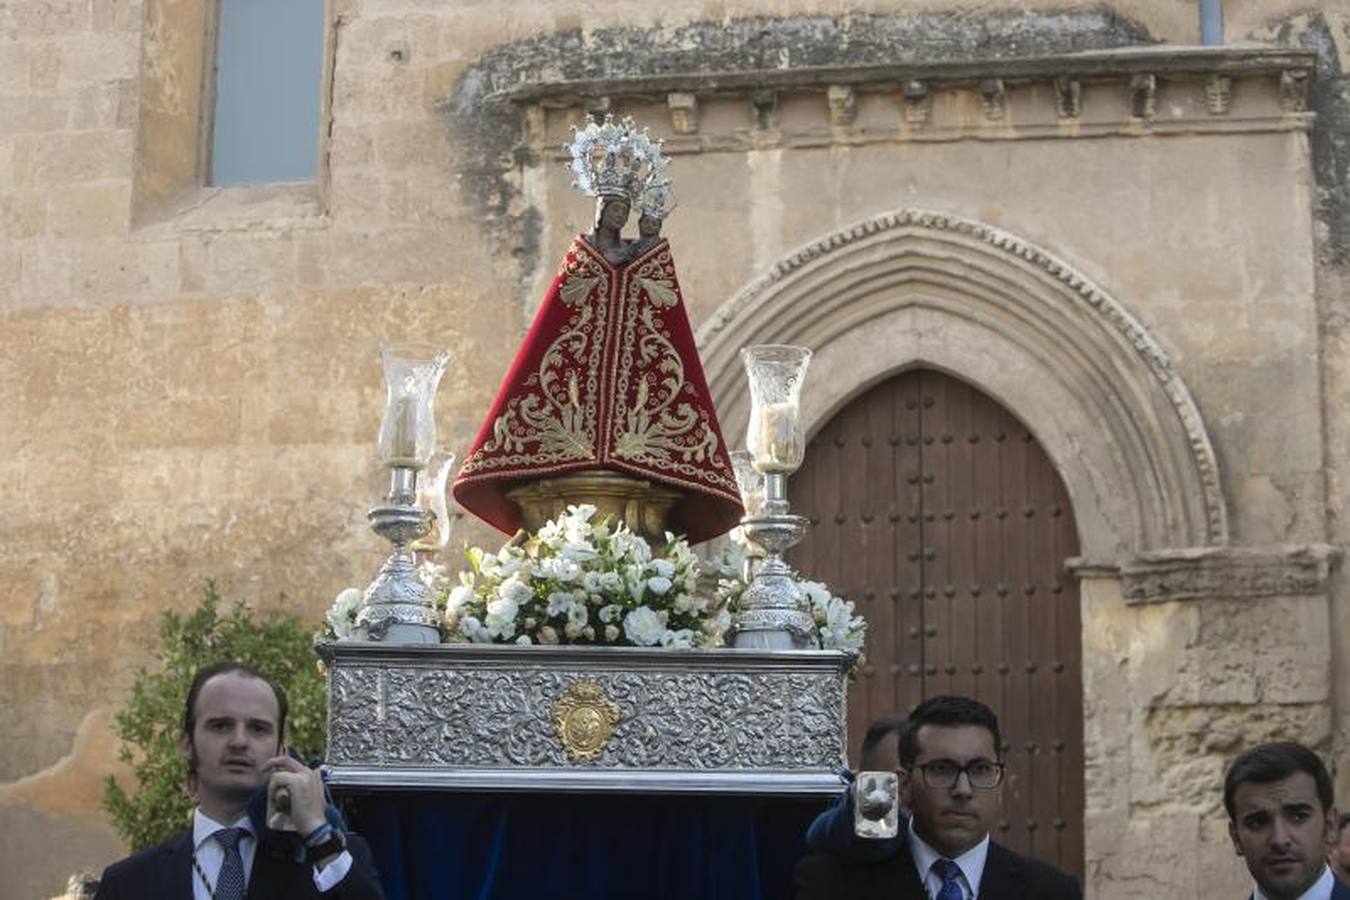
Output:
[1223, 741, 1334, 820]
[182, 661, 288, 743]
[859, 715, 906, 766]
[898, 695, 1002, 767]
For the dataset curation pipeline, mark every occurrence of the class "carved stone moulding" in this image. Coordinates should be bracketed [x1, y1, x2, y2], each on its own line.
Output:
[506, 45, 1317, 146]
[317, 642, 851, 794]
[1118, 543, 1339, 604]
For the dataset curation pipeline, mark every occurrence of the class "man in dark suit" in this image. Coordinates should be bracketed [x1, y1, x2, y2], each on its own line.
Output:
[795, 695, 1080, 899]
[1224, 741, 1348, 900]
[95, 662, 385, 900]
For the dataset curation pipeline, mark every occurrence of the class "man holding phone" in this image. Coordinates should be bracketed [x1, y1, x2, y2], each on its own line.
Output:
[795, 695, 1080, 899]
[95, 662, 386, 899]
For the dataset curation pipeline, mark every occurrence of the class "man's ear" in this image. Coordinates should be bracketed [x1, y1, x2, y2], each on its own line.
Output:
[898, 767, 914, 809]
[179, 731, 192, 766]
[1325, 807, 1340, 848]
[1228, 819, 1243, 856]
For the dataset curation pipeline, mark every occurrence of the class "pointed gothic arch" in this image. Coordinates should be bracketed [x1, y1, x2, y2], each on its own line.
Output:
[698, 210, 1227, 563]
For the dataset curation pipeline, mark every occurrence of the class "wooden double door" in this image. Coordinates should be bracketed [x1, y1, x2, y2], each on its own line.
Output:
[789, 368, 1085, 880]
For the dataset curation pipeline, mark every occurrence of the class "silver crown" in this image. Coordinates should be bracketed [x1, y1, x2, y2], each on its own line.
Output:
[638, 176, 674, 221]
[566, 115, 671, 211]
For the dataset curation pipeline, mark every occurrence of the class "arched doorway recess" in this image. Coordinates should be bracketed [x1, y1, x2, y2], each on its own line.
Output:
[789, 367, 1084, 878]
[699, 209, 1228, 562]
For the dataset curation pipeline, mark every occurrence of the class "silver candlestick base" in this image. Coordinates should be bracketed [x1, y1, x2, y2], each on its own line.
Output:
[356, 468, 441, 643]
[731, 511, 817, 650]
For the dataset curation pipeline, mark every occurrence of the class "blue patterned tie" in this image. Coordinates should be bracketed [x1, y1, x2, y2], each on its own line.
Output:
[931, 858, 965, 900]
[213, 828, 246, 900]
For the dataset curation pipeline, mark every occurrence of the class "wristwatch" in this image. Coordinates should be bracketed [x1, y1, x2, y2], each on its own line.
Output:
[304, 826, 348, 866]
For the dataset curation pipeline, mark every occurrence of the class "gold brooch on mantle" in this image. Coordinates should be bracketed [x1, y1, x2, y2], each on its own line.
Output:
[552, 681, 620, 761]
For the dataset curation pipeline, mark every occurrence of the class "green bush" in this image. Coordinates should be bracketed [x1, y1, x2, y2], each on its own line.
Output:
[102, 581, 327, 851]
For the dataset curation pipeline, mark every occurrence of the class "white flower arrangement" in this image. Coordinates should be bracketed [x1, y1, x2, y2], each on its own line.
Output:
[322, 587, 364, 640]
[320, 513, 866, 660]
[431, 504, 728, 648]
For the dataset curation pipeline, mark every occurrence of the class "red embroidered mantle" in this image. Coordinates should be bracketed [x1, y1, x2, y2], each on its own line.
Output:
[453, 236, 743, 544]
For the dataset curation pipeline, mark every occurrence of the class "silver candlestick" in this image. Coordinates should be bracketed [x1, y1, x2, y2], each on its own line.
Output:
[355, 345, 451, 643]
[731, 345, 818, 651]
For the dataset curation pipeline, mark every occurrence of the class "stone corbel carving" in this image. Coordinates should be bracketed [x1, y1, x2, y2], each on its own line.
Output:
[751, 89, 778, 130]
[1279, 69, 1310, 112]
[1053, 77, 1081, 119]
[826, 84, 856, 126]
[1120, 544, 1338, 604]
[523, 105, 546, 145]
[1204, 74, 1232, 115]
[1129, 73, 1156, 120]
[903, 80, 930, 125]
[667, 92, 699, 134]
[979, 78, 1006, 121]
[582, 96, 612, 122]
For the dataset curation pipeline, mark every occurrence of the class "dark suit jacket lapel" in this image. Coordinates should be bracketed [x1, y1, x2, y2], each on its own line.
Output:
[975, 842, 1025, 900]
[159, 829, 194, 898]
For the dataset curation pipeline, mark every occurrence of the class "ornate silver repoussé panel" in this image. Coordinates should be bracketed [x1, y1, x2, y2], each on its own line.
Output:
[318, 642, 850, 795]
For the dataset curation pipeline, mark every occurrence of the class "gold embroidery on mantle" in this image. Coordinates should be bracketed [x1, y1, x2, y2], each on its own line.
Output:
[610, 251, 736, 493]
[460, 245, 608, 475]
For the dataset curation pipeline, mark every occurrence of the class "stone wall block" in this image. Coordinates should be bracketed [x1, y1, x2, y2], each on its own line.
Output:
[92, 0, 142, 33]
[0, 0, 90, 36]
[0, 45, 27, 92]
[69, 239, 179, 306]
[70, 78, 138, 130]
[46, 181, 132, 238]
[55, 33, 140, 88]
[21, 129, 134, 187]
[0, 94, 74, 135]
[202, 232, 301, 297]
[0, 188, 45, 238]
[374, 118, 452, 171]
[113, 395, 242, 450]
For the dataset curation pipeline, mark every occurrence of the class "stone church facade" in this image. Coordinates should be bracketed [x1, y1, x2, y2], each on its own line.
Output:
[2, 1, 1347, 897]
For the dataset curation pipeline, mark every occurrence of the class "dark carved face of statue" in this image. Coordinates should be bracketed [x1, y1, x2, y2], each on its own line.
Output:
[595, 196, 631, 233]
[637, 214, 662, 239]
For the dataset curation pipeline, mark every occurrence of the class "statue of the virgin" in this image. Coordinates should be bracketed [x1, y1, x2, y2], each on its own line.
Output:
[453, 116, 742, 545]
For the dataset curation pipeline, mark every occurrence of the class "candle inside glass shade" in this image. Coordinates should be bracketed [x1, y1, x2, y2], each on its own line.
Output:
[741, 344, 811, 475]
[388, 393, 418, 466]
[753, 401, 802, 472]
[378, 344, 451, 470]
[730, 450, 765, 516]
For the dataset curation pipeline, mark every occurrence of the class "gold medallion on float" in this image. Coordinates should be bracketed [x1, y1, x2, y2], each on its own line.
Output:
[552, 681, 620, 761]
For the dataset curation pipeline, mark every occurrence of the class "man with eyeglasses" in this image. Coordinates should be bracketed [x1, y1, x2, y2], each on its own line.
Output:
[795, 694, 1080, 899]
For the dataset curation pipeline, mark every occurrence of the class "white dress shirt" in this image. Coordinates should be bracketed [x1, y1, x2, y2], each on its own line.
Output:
[190, 809, 353, 899]
[906, 818, 991, 900]
[1253, 864, 1336, 900]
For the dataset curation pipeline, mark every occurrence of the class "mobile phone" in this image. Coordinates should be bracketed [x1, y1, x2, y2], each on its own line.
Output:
[265, 747, 300, 832]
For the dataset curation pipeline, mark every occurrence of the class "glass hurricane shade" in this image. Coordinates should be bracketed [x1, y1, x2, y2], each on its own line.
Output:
[729, 450, 765, 516]
[377, 344, 451, 470]
[740, 344, 812, 474]
[415, 450, 457, 549]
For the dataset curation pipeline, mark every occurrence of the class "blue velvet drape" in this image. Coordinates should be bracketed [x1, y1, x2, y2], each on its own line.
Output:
[340, 791, 829, 900]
